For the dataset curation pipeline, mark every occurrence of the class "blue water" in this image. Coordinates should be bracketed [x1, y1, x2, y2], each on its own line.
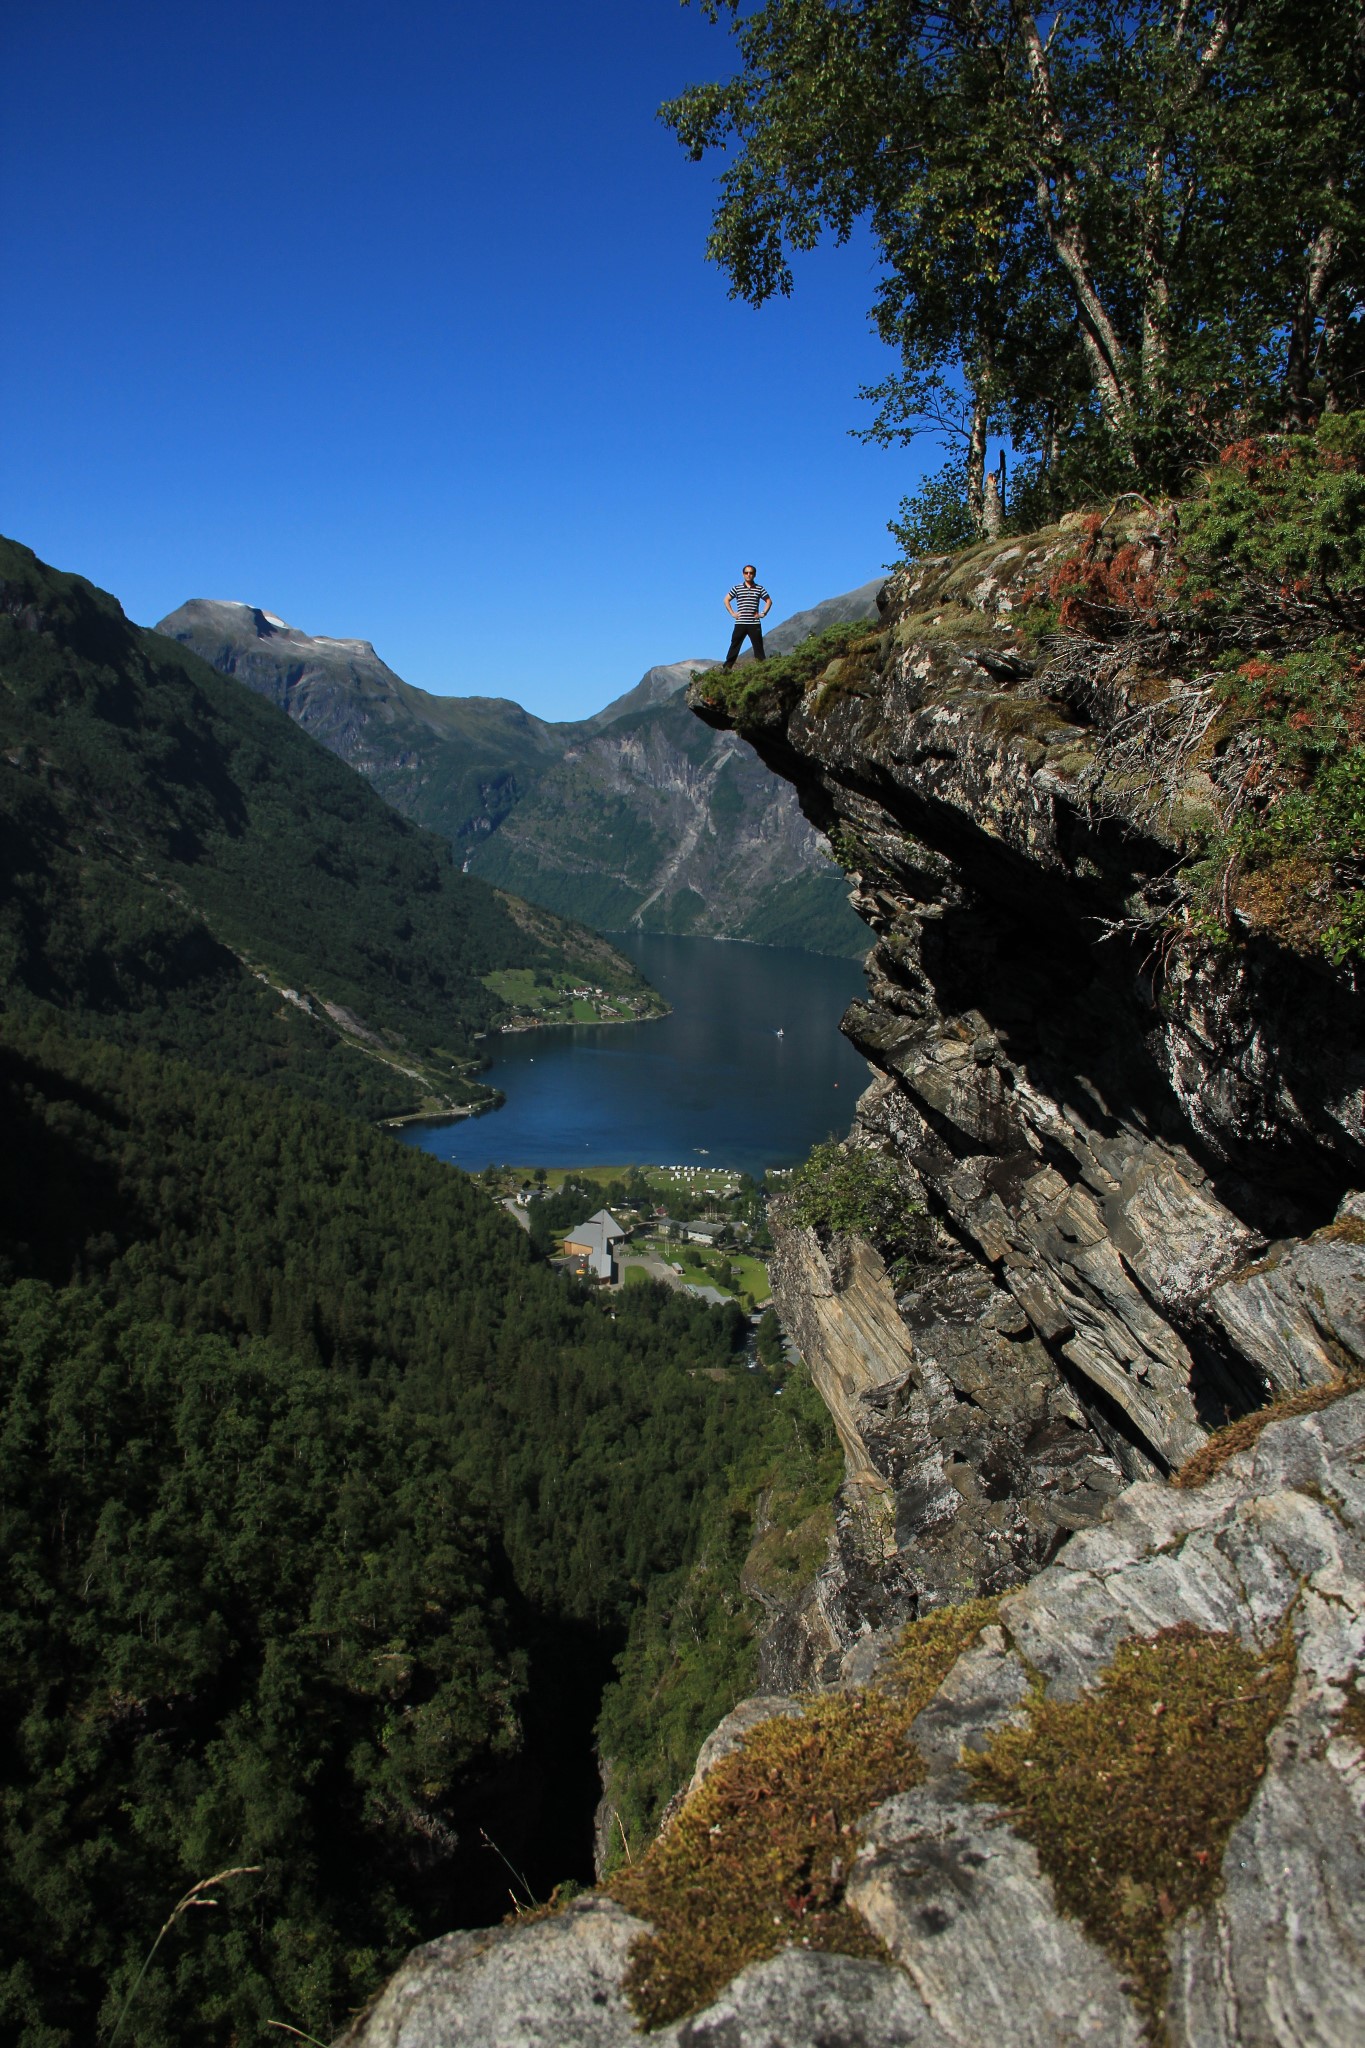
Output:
[397, 932, 871, 1177]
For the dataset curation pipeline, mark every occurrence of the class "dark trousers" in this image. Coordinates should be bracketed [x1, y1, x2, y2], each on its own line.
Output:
[723, 619, 765, 669]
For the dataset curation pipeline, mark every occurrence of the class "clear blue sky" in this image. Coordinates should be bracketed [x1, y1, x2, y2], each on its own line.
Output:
[4, 1, 938, 720]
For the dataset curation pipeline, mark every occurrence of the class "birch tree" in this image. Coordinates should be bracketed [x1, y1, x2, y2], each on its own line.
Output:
[663, 0, 1364, 513]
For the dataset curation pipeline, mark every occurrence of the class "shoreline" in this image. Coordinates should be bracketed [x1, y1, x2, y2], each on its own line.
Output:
[492, 1001, 671, 1035]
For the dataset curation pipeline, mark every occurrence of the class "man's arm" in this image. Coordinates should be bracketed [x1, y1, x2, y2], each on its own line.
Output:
[724, 592, 739, 618]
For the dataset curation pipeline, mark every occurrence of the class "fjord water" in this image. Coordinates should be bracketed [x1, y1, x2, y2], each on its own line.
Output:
[398, 932, 870, 1176]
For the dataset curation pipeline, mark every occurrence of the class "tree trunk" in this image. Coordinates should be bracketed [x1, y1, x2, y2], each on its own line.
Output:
[1140, 140, 1172, 389]
[1013, 7, 1134, 425]
[966, 387, 989, 531]
[1285, 220, 1339, 425]
[982, 459, 1005, 538]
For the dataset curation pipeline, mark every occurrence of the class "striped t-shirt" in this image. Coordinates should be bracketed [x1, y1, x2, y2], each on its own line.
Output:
[728, 582, 770, 621]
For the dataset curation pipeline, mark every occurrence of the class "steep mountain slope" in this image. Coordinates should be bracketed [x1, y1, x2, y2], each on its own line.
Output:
[1, 540, 655, 1118]
[154, 598, 565, 840]
[467, 691, 865, 950]
[157, 581, 882, 955]
[584, 658, 717, 730]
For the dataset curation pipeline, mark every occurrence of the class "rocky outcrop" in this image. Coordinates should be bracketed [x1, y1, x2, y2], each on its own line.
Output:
[337, 1393, 1365, 2047]
[689, 522, 1365, 1674]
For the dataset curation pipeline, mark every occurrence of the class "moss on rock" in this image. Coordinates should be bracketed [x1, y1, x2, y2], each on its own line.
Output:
[966, 1622, 1295, 2038]
[608, 1600, 999, 2030]
[1173, 1372, 1364, 1488]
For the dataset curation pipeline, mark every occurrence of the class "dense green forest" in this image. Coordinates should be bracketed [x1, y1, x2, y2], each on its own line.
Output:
[0, 1008, 836, 2045]
[0, 542, 842, 2045]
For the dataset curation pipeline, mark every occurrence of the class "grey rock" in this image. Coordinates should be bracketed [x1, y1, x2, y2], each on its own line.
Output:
[848, 1781, 1144, 2047]
[334, 1897, 647, 2047]
[1165, 1752, 1365, 2047]
[664, 1949, 936, 2047]
[1211, 1226, 1365, 1391]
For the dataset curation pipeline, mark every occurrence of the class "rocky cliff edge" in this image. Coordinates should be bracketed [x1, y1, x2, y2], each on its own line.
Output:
[695, 517, 1364, 1688]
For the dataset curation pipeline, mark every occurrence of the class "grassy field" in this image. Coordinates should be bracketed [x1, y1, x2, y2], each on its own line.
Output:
[482, 968, 666, 1027]
[499, 1163, 751, 1196]
[728, 1254, 772, 1303]
[641, 1240, 771, 1306]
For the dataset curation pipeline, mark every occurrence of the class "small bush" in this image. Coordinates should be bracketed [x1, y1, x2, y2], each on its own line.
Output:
[1179, 422, 1365, 619]
[786, 1139, 930, 1286]
[887, 460, 976, 560]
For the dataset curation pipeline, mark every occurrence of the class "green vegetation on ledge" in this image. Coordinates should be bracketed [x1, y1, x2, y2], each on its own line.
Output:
[609, 1601, 1000, 2031]
[968, 1623, 1296, 2038]
[693, 622, 884, 740]
[785, 1137, 931, 1289]
[1020, 419, 1365, 965]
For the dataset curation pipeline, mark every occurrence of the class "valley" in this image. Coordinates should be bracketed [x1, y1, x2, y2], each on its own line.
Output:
[0, 537, 842, 2048]
[14, 6, 1365, 2044]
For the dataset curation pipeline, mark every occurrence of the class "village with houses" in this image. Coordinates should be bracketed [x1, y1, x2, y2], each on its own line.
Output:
[473, 1161, 788, 1364]
[478, 967, 671, 1031]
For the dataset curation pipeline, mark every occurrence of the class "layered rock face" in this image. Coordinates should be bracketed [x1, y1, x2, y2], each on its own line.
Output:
[692, 525, 1365, 1681]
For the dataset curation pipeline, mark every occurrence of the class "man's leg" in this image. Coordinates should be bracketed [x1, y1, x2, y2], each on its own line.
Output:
[723, 621, 747, 670]
[750, 621, 766, 662]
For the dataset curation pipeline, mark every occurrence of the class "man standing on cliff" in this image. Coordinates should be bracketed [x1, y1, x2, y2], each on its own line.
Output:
[722, 564, 772, 669]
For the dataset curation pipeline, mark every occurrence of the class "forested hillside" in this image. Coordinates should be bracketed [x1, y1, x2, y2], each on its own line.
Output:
[0, 543, 838, 2047]
[1, 538, 655, 1120]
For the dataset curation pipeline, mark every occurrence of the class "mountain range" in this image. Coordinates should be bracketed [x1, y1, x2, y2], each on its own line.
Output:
[0, 536, 657, 1121]
[156, 579, 885, 955]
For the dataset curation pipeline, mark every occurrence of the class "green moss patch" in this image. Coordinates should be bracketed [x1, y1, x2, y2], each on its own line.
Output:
[979, 696, 1077, 746]
[694, 622, 880, 737]
[967, 1623, 1295, 2037]
[1174, 1373, 1363, 1489]
[609, 1600, 999, 2029]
